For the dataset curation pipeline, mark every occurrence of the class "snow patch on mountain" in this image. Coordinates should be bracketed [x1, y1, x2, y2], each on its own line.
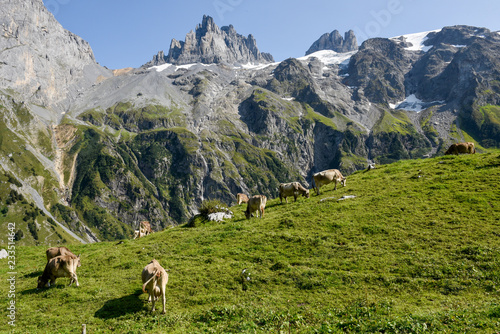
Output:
[390, 94, 445, 112]
[150, 61, 278, 73]
[391, 29, 442, 52]
[298, 50, 356, 66]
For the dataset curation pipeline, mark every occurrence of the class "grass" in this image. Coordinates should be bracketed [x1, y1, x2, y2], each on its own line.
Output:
[1, 152, 500, 333]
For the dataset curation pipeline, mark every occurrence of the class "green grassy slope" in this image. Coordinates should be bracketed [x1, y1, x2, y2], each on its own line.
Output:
[1, 152, 500, 333]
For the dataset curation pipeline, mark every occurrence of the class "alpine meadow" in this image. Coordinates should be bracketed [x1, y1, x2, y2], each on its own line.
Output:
[1, 152, 500, 333]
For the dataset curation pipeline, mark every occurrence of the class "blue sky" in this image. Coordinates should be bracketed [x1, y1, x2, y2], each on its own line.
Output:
[43, 0, 500, 69]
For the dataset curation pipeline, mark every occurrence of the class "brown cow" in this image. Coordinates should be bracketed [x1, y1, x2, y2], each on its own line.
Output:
[236, 193, 249, 205]
[140, 221, 153, 235]
[142, 259, 169, 314]
[244, 195, 267, 219]
[313, 169, 346, 195]
[37, 255, 80, 288]
[444, 142, 476, 155]
[278, 182, 310, 204]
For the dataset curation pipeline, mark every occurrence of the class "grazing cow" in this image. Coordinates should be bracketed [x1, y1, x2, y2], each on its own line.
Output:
[236, 193, 249, 205]
[140, 221, 153, 235]
[278, 182, 310, 204]
[244, 195, 267, 219]
[142, 259, 169, 314]
[313, 169, 346, 195]
[133, 230, 146, 239]
[37, 254, 80, 289]
[445, 142, 476, 155]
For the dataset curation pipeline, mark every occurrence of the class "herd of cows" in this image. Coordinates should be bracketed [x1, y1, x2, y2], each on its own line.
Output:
[34, 142, 475, 313]
[241, 168, 347, 219]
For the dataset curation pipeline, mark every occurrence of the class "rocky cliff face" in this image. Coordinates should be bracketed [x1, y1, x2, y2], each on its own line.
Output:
[0, 0, 109, 113]
[145, 15, 274, 67]
[1, 2, 500, 245]
[306, 30, 358, 55]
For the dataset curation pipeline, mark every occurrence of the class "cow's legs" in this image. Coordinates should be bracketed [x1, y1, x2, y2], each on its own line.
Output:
[68, 273, 79, 287]
[151, 292, 156, 312]
[161, 289, 166, 314]
[73, 273, 79, 287]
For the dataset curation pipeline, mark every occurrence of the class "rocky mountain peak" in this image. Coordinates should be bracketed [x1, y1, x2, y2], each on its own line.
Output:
[424, 25, 496, 48]
[306, 29, 358, 55]
[196, 14, 219, 35]
[144, 15, 274, 67]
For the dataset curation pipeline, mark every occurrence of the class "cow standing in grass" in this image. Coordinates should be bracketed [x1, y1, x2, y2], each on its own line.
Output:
[244, 195, 267, 219]
[313, 169, 346, 195]
[142, 259, 169, 314]
[236, 193, 249, 205]
[37, 254, 80, 288]
[140, 221, 153, 235]
[278, 182, 310, 203]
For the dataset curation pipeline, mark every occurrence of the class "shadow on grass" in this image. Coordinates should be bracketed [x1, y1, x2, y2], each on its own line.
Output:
[20, 287, 45, 295]
[23, 270, 43, 278]
[21, 281, 80, 295]
[95, 289, 144, 319]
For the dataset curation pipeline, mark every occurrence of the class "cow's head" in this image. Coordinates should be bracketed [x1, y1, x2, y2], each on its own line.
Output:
[243, 210, 253, 219]
[37, 276, 49, 289]
[341, 177, 347, 187]
[303, 189, 310, 198]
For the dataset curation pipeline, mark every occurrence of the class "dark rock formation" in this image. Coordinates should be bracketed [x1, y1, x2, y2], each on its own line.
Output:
[305, 29, 358, 55]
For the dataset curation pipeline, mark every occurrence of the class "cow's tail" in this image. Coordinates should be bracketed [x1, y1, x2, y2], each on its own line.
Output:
[142, 269, 159, 293]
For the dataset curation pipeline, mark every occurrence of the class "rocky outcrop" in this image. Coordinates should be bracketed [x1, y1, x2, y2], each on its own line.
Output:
[345, 38, 416, 103]
[145, 15, 274, 67]
[305, 30, 358, 55]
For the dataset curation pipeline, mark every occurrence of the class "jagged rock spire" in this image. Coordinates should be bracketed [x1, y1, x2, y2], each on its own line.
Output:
[144, 15, 274, 67]
[306, 29, 358, 55]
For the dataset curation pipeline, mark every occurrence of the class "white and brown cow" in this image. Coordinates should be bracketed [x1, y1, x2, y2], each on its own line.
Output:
[444, 142, 476, 155]
[244, 195, 267, 219]
[37, 254, 80, 289]
[313, 169, 346, 195]
[236, 193, 249, 205]
[142, 259, 169, 314]
[278, 182, 310, 204]
[133, 230, 146, 239]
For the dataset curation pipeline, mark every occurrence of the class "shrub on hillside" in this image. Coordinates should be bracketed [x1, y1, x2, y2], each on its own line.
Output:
[186, 199, 231, 228]
[198, 199, 229, 217]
